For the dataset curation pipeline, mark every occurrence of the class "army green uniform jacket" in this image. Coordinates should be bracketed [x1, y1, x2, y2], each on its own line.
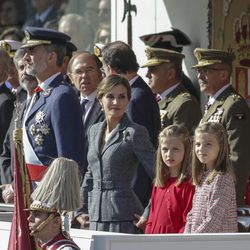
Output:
[201, 85, 250, 205]
[158, 83, 201, 134]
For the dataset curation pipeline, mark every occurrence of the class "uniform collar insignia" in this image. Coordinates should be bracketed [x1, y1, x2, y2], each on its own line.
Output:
[43, 87, 53, 97]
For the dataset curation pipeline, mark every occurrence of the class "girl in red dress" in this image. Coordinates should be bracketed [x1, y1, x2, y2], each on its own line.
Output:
[145, 124, 195, 234]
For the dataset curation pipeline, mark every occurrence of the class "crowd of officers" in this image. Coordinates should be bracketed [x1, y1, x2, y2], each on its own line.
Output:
[0, 24, 250, 247]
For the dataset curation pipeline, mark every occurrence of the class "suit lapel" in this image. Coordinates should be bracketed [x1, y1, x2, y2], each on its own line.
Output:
[25, 74, 64, 122]
[101, 114, 130, 155]
[84, 99, 103, 130]
[158, 84, 185, 110]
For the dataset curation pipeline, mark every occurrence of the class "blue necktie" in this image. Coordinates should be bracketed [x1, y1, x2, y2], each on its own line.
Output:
[81, 99, 89, 117]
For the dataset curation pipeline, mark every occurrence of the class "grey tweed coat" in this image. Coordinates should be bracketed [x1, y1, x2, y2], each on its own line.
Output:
[81, 113, 155, 224]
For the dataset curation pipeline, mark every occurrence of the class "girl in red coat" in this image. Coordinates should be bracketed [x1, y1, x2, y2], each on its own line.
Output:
[145, 124, 195, 234]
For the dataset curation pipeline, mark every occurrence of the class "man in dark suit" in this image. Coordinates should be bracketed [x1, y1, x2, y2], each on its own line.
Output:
[140, 28, 200, 103]
[0, 39, 27, 104]
[0, 48, 38, 203]
[0, 48, 15, 155]
[23, 0, 58, 28]
[20, 26, 84, 182]
[68, 51, 104, 179]
[102, 41, 161, 207]
[0, 48, 15, 202]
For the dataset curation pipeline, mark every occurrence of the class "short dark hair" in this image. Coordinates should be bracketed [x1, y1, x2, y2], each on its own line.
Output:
[102, 41, 139, 74]
[44, 44, 66, 67]
[67, 51, 102, 73]
[97, 74, 131, 100]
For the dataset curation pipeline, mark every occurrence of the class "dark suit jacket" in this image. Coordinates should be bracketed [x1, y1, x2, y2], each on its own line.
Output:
[82, 98, 104, 179]
[82, 114, 155, 224]
[16, 87, 27, 105]
[0, 101, 26, 184]
[23, 74, 85, 169]
[201, 85, 250, 205]
[0, 84, 15, 155]
[23, 4, 57, 28]
[126, 76, 161, 207]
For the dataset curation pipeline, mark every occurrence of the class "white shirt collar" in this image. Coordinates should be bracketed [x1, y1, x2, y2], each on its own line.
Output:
[160, 82, 180, 98]
[209, 84, 231, 105]
[40, 72, 61, 90]
[80, 90, 96, 102]
[35, 5, 54, 22]
[129, 75, 139, 86]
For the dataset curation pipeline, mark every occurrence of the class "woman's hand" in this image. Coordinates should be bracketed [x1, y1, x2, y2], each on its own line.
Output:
[76, 214, 90, 229]
[134, 213, 147, 230]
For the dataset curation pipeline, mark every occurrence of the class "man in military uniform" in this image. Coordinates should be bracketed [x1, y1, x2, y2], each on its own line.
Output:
[27, 201, 80, 250]
[26, 157, 81, 250]
[193, 48, 250, 205]
[142, 47, 201, 134]
[0, 48, 38, 203]
[140, 28, 200, 102]
[21, 26, 84, 182]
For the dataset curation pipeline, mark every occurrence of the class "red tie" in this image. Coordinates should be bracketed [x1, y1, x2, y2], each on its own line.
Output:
[35, 86, 43, 93]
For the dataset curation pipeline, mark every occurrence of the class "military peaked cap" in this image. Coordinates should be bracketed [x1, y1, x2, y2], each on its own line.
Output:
[141, 47, 185, 68]
[140, 28, 191, 52]
[193, 48, 235, 68]
[0, 39, 22, 57]
[21, 26, 70, 49]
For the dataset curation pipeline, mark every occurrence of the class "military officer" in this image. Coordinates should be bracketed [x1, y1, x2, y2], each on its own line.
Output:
[142, 47, 201, 134]
[140, 28, 200, 102]
[21, 26, 84, 182]
[193, 48, 250, 205]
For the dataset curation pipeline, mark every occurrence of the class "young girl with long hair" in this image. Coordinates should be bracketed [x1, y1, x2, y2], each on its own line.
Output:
[145, 124, 195, 234]
[184, 122, 238, 233]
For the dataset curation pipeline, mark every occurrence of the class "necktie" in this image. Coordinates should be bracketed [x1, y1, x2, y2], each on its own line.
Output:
[205, 100, 212, 114]
[81, 99, 89, 117]
[35, 18, 43, 27]
[31, 86, 43, 108]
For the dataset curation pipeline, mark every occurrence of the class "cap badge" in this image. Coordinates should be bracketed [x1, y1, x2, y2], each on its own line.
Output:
[145, 48, 152, 59]
[24, 30, 31, 41]
[0, 40, 11, 54]
[196, 51, 202, 61]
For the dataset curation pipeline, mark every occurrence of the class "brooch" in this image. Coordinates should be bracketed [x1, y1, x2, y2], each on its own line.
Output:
[123, 130, 130, 141]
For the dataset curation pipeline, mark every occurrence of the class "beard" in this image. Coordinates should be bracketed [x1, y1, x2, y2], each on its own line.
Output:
[26, 65, 38, 77]
[20, 79, 37, 92]
[26, 60, 48, 77]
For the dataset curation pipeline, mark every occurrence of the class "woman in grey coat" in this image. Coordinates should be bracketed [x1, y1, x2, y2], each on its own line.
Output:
[80, 74, 156, 233]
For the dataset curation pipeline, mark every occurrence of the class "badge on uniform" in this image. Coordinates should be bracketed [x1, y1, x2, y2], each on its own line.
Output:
[29, 110, 50, 146]
[235, 113, 245, 120]
[160, 109, 168, 128]
[208, 108, 223, 123]
[43, 87, 53, 97]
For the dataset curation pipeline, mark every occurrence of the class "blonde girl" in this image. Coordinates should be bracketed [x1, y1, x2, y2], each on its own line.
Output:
[184, 122, 238, 233]
[145, 124, 195, 234]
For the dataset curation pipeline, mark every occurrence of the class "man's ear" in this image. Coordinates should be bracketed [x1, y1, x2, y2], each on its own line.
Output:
[48, 51, 57, 64]
[68, 72, 74, 83]
[167, 68, 175, 80]
[53, 216, 61, 226]
[108, 65, 117, 75]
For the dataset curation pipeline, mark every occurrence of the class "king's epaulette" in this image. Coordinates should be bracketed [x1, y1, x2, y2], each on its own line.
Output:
[180, 92, 191, 98]
[229, 93, 241, 101]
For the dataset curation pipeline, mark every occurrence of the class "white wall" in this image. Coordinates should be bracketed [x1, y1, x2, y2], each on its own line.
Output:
[111, 0, 209, 104]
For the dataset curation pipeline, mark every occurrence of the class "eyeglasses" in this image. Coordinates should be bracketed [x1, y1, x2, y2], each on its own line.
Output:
[196, 67, 225, 75]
